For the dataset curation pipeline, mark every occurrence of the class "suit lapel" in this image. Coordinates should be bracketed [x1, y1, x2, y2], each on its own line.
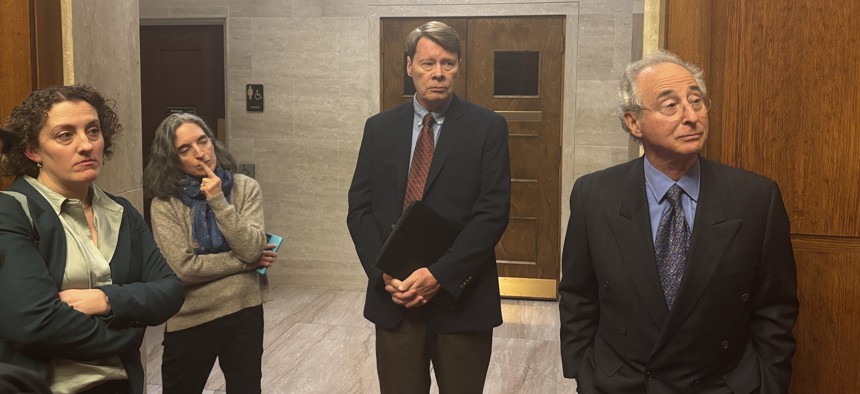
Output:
[424, 95, 464, 194]
[108, 196, 131, 282]
[607, 158, 670, 326]
[653, 158, 742, 351]
[11, 177, 67, 287]
[394, 103, 415, 205]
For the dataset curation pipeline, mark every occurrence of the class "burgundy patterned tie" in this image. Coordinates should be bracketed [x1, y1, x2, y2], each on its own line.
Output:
[654, 184, 690, 310]
[403, 113, 435, 211]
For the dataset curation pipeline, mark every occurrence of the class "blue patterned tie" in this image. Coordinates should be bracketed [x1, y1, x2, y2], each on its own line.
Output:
[655, 184, 689, 309]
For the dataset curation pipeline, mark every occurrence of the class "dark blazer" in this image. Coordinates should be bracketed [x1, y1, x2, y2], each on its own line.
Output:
[0, 177, 185, 394]
[347, 95, 511, 333]
[559, 157, 798, 394]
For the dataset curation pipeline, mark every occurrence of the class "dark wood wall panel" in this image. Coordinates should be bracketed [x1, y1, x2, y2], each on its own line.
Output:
[792, 237, 860, 392]
[666, 1, 860, 392]
[0, 0, 34, 122]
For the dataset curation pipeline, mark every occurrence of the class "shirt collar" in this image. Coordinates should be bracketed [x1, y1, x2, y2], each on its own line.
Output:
[412, 96, 451, 126]
[643, 156, 701, 202]
[24, 176, 122, 215]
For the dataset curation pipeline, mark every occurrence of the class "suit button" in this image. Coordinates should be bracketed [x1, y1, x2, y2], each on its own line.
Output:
[720, 340, 729, 350]
[602, 280, 610, 290]
[645, 371, 653, 381]
[390, 224, 396, 230]
[741, 293, 751, 302]
[619, 326, 627, 336]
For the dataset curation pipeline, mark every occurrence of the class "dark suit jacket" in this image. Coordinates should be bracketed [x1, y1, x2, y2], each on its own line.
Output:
[0, 177, 185, 394]
[559, 157, 798, 394]
[347, 95, 511, 333]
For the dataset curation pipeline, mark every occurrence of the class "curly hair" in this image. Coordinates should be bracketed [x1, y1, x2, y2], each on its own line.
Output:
[0, 84, 122, 177]
[143, 113, 237, 200]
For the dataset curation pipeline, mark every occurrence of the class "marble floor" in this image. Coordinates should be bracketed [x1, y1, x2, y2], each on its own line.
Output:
[144, 285, 578, 393]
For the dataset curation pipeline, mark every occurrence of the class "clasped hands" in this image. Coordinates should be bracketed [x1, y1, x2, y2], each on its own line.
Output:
[383, 267, 441, 308]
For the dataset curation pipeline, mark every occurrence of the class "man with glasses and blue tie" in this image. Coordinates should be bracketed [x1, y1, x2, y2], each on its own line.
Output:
[559, 50, 798, 393]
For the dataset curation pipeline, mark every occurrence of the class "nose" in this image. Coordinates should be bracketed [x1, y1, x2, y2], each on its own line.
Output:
[76, 132, 93, 152]
[679, 101, 701, 124]
[431, 64, 444, 80]
[193, 145, 206, 158]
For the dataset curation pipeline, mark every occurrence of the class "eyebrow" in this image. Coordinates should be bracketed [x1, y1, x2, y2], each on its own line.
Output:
[656, 85, 703, 99]
[176, 135, 208, 150]
[50, 118, 100, 132]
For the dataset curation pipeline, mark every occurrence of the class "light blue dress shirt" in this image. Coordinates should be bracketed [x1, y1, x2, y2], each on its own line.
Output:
[644, 156, 701, 244]
[409, 97, 449, 166]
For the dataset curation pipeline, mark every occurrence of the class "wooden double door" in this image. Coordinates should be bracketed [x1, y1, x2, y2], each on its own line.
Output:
[381, 17, 565, 299]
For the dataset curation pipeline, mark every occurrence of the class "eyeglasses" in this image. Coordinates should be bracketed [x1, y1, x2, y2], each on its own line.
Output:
[638, 96, 711, 117]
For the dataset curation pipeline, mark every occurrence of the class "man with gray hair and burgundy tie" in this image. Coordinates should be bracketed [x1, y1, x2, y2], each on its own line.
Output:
[558, 50, 798, 393]
[347, 21, 511, 393]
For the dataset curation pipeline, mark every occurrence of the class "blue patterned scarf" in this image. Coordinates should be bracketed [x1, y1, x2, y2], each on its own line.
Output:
[176, 167, 235, 254]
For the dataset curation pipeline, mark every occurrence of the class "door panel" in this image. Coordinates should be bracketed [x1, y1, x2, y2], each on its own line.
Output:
[381, 17, 564, 299]
[468, 17, 564, 298]
[140, 25, 225, 222]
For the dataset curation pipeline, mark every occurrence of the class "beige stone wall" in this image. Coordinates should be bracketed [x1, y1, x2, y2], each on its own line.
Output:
[66, 0, 144, 211]
[139, 0, 643, 288]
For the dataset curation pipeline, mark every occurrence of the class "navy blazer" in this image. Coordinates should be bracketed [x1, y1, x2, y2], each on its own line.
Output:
[347, 95, 511, 333]
[0, 177, 184, 394]
[559, 157, 798, 394]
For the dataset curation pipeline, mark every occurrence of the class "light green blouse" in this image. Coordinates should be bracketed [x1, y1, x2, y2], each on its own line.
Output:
[25, 177, 128, 393]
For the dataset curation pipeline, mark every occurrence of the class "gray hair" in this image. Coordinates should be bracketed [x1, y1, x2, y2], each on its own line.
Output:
[618, 50, 707, 136]
[405, 21, 461, 59]
[142, 112, 236, 200]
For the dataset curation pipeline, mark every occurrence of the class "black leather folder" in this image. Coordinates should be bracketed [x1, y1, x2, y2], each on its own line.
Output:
[375, 201, 459, 311]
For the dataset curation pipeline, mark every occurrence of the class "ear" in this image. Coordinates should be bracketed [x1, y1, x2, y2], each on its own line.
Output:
[406, 56, 413, 77]
[24, 143, 41, 165]
[623, 112, 643, 139]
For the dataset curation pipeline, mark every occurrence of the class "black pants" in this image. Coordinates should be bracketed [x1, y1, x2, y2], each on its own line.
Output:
[376, 311, 493, 394]
[161, 305, 264, 394]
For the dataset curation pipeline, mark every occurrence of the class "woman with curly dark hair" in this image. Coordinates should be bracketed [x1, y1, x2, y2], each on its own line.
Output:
[143, 113, 276, 394]
[0, 85, 185, 394]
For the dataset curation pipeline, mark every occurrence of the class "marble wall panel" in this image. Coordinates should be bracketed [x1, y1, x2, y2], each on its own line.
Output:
[251, 18, 338, 79]
[227, 17, 253, 77]
[335, 17, 373, 82]
[263, 197, 355, 263]
[575, 80, 628, 147]
[139, 7, 170, 19]
[292, 79, 371, 141]
[613, 12, 636, 76]
[574, 145, 629, 181]
[270, 259, 367, 290]
[227, 0, 294, 18]
[168, 6, 228, 18]
[226, 137, 256, 163]
[144, 0, 225, 7]
[293, 0, 368, 18]
[576, 13, 618, 81]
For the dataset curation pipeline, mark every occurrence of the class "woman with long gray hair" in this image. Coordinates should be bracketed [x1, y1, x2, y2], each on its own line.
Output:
[142, 113, 276, 393]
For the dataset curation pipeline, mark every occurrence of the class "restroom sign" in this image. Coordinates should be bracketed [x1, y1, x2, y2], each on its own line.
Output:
[246, 84, 264, 112]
